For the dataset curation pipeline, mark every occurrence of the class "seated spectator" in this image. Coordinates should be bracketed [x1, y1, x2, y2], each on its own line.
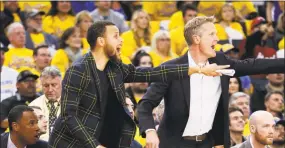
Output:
[43, 1, 75, 38]
[126, 50, 153, 107]
[0, 1, 25, 46]
[170, 3, 198, 56]
[1, 42, 18, 101]
[272, 118, 285, 148]
[121, 10, 152, 59]
[251, 73, 284, 112]
[29, 66, 62, 141]
[75, 10, 94, 50]
[168, 1, 199, 31]
[90, 1, 128, 33]
[0, 105, 47, 148]
[142, 1, 177, 21]
[25, 9, 58, 51]
[198, 1, 225, 17]
[229, 77, 243, 96]
[264, 91, 284, 119]
[215, 3, 245, 41]
[51, 27, 88, 74]
[0, 70, 40, 134]
[149, 30, 178, 67]
[229, 107, 246, 147]
[18, 1, 51, 13]
[4, 22, 34, 71]
[29, 106, 48, 140]
[232, 111, 275, 148]
[229, 92, 251, 137]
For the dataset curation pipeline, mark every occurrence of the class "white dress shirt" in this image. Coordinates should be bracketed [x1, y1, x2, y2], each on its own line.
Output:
[182, 51, 222, 136]
[8, 134, 26, 148]
[29, 95, 61, 141]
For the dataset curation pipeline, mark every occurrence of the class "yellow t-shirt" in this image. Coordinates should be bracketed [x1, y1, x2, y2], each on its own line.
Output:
[170, 26, 187, 56]
[30, 33, 45, 47]
[278, 37, 285, 50]
[143, 1, 176, 21]
[198, 1, 225, 17]
[121, 30, 150, 59]
[134, 126, 146, 147]
[12, 13, 21, 22]
[215, 22, 245, 41]
[243, 119, 250, 137]
[232, 2, 257, 17]
[82, 38, 90, 50]
[168, 11, 204, 31]
[18, 1, 51, 14]
[4, 48, 34, 71]
[51, 48, 89, 74]
[42, 15, 75, 38]
[148, 50, 178, 67]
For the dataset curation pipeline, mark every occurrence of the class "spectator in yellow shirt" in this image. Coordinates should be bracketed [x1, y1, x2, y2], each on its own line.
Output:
[18, 1, 51, 14]
[215, 3, 246, 41]
[121, 10, 152, 59]
[4, 22, 34, 71]
[51, 27, 88, 74]
[75, 11, 94, 50]
[25, 9, 58, 51]
[198, 1, 225, 17]
[43, 1, 75, 38]
[170, 4, 198, 56]
[142, 1, 177, 21]
[149, 30, 178, 67]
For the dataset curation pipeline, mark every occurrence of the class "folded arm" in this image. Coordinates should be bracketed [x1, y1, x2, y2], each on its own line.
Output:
[61, 65, 100, 148]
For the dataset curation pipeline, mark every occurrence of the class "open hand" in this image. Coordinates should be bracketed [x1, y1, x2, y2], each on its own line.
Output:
[146, 130, 159, 148]
[201, 64, 230, 76]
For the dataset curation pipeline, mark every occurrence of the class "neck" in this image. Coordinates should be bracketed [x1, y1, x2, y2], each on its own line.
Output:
[35, 65, 44, 73]
[91, 48, 109, 71]
[80, 30, 87, 38]
[69, 47, 80, 54]
[156, 48, 169, 57]
[189, 45, 208, 65]
[251, 136, 266, 148]
[98, 9, 109, 16]
[230, 131, 243, 145]
[136, 28, 145, 38]
[11, 44, 23, 48]
[57, 12, 67, 20]
[220, 20, 231, 27]
[267, 110, 279, 117]
[10, 132, 26, 148]
[268, 83, 284, 91]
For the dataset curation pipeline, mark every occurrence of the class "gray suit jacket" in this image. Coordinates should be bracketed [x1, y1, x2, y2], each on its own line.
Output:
[231, 138, 271, 148]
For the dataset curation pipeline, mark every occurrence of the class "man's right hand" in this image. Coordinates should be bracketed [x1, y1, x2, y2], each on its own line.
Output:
[201, 64, 230, 76]
[146, 130, 159, 148]
[96, 145, 106, 148]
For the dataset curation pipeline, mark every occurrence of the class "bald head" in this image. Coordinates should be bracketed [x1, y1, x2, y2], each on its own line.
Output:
[249, 111, 275, 146]
[249, 111, 274, 126]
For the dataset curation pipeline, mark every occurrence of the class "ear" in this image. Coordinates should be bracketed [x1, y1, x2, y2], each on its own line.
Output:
[250, 125, 256, 133]
[192, 35, 201, 45]
[16, 82, 20, 89]
[97, 37, 105, 47]
[12, 122, 19, 132]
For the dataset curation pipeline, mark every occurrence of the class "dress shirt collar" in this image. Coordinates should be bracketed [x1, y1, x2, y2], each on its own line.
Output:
[8, 134, 26, 148]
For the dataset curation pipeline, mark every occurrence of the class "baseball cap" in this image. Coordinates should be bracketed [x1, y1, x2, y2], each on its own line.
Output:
[0, 42, 8, 52]
[26, 9, 45, 18]
[220, 44, 239, 54]
[17, 70, 39, 82]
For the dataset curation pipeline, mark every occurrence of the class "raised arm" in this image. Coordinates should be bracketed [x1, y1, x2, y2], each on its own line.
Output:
[60, 65, 100, 148]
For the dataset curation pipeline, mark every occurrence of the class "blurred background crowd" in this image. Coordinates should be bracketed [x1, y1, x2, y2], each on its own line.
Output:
[0, 1, 284, 148]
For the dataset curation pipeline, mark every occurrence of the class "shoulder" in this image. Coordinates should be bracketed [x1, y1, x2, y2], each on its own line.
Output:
[121, 30, 133, 38]
[110, 10, 125, 20]
[1, 95, 18, 105]
[43, 15, 53, 21]
[231, 22, 243, 28]
[1, 66, 18, 75]
[29, 95, 45, 106]
[23, 48, 34, 54]
[90, 9, 99, 16]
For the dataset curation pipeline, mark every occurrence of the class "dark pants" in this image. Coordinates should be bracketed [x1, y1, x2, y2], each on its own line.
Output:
[177, 134, 213, 148]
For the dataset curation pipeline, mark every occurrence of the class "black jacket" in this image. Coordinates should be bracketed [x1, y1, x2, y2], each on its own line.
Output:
[1, 133, 47, 148]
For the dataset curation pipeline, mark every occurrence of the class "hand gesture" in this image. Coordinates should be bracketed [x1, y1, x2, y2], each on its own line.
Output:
[201, 64, 230, 76]
[96, 145, 106, 148]
[145, 130, 159, 148]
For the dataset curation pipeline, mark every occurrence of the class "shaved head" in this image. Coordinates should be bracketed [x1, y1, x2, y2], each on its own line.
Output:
[249, 111, 275, 146]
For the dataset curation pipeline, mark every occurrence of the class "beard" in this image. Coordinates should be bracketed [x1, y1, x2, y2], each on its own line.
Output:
[104, 43, 121, 62]
[255, 130, 274, 145]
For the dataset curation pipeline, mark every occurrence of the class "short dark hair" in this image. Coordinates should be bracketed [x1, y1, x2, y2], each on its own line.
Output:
[33, 44, 49, 56]
[8, 105, 34, 131]
[229, 106, 244, 115]
[48, 1, 74, 16]
[182, 3, 198, 17]
[87, 21, 115, 50]
[132, 50, 153, 67]
[264, 91, 284, 102]
[59, 27, 78, 49]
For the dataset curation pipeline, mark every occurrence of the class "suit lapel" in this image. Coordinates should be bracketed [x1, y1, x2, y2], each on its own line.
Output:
[179, 53, 190, 109]
[1, 133, 8, 148]
[86, 52, 104, 114]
